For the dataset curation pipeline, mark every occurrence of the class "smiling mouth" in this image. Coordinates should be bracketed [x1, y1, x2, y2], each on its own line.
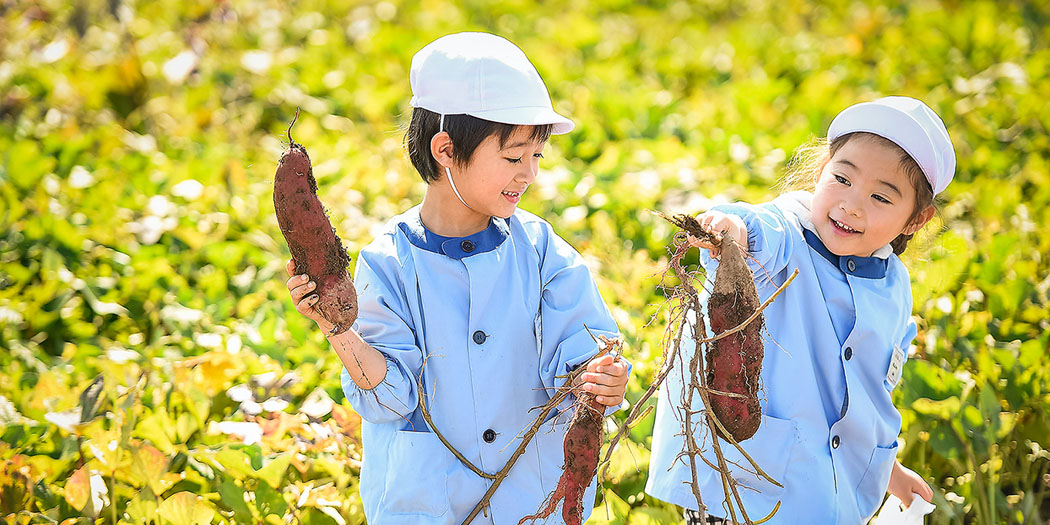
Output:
[502, 190, 522, 198]
[831, 217, 861, 233]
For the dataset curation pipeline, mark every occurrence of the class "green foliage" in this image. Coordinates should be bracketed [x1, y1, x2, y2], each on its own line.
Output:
[1, 0, 1048, 523]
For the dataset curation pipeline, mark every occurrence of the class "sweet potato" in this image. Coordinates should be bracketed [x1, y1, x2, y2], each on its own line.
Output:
[273, 111, 358, 334]
[659, 213, 764, 442]
[520, 338, 622, 525]
[706, 235, 763, 442]
[519, 394, 603, 525]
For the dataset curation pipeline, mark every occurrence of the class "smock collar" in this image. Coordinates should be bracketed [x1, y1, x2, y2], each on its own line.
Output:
[777, 191, 891, 279]
[397, 207, 510, 259]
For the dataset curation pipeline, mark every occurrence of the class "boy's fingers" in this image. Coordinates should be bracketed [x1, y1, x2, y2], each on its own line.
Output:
[295, 294, 319, 315]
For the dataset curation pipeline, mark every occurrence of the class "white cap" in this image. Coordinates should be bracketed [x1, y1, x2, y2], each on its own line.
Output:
[828, 96, 956, 194]
[409, 32, 575, 134]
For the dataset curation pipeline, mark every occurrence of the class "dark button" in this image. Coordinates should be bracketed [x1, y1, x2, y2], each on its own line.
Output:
[846, 259, 856, 272]
[832, 435, 840, 449]
[472, 330, 487, 345]
[483, 429, 496, 443]
[461, 240, 475, 253]
[844, 347, 853, 361]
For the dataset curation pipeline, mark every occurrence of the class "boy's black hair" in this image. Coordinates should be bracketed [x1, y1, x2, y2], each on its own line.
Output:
[405, 108, 553, 183]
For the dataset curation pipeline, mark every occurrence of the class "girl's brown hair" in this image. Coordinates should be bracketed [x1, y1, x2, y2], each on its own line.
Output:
[780, 132, 935, 255]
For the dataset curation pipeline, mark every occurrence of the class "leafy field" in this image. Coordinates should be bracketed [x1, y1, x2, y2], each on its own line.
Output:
[1, 0, 1048, 523]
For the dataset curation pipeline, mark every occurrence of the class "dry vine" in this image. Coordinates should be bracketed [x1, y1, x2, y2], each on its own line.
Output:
[597, 211, 797, 525]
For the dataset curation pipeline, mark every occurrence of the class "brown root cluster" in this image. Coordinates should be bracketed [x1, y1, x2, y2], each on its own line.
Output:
[597, 211, 797, 525]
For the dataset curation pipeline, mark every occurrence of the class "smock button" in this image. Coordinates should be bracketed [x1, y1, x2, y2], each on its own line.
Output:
[483, 429, 496, 443]
[846, 259, 856, 272]
[832, 435, 840, 449]
[844, 347, 853, 360]
[461, 240, 475, 253]
[472, 330, 487, 345]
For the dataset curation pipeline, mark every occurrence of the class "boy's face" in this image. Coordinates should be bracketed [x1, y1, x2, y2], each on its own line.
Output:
[455, 126, 547, 219]
[810, 137, 925, 257]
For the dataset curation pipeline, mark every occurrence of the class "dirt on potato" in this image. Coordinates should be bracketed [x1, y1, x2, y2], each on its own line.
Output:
[273, 112, 358, 334]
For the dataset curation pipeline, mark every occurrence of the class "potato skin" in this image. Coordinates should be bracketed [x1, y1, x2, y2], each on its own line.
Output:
[706, 237, 763, 442]
[273, 141, 358, 334]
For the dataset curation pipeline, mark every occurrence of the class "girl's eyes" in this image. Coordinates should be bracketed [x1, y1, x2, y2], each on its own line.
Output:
[872, 194, 891, 204]
[833, 174, 850, 185]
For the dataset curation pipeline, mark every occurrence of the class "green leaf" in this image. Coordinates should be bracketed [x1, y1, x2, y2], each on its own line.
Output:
[218, 479, 255, 523]
[586, 489, 630, 525]
[911, 397, 962, 420]
[125, 489, 160, 524]
[256, 452, 293, 489]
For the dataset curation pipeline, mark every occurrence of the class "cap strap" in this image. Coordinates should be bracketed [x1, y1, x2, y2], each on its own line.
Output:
[436, 113, 473, 211]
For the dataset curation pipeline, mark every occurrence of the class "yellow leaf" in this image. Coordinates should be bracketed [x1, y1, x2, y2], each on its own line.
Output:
[64, 466, 90, 510]
[159, 491, 216, 525]
[130, 444, 170, 495]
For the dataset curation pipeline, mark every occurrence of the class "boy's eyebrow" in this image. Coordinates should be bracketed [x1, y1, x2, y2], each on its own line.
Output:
[500, 140, 545, 151]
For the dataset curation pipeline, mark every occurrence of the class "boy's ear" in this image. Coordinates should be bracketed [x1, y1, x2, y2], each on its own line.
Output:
[430, 131, 454, 168]
[903, 205, 935, 236]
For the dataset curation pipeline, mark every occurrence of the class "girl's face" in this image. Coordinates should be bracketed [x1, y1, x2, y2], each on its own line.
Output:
[453, 126, 546, 219]
[810, 137, 928, 257]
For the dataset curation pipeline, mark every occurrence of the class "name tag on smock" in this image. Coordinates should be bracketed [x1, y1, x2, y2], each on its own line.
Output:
[886, 345, 905, 388]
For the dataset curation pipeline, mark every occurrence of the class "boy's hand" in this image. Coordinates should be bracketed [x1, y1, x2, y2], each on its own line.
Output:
[285, 259, 335, 334]
[887, 460, 933, 507]
[688, 211, 747, 259]
[579, 354, 629, 407]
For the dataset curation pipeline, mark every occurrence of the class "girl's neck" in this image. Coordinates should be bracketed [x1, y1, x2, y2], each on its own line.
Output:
[419, 184, 490, 237]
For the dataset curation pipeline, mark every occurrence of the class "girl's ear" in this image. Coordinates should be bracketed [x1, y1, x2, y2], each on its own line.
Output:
[903, 205, 935, 236]
[430, 131, 454, 169]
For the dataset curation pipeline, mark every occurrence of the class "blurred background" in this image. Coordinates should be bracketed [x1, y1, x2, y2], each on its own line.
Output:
[1, 0, 1048, 523]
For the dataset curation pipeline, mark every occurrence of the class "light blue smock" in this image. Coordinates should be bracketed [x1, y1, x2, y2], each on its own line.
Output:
[341, 205, 620, 524]
[645, 192, 915, 524]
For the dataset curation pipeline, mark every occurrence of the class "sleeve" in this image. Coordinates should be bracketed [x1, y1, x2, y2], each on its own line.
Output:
[339, 242, 423, 425]
[535, 227, 629, 415]
[697, 201, 799, 287]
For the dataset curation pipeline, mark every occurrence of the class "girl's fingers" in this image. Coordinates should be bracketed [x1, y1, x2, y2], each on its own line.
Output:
[285, 259, 295, 277]
[584, 382, 623, 397]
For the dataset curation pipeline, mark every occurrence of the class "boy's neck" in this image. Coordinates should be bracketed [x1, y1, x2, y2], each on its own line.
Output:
[419, 185, 492, 237]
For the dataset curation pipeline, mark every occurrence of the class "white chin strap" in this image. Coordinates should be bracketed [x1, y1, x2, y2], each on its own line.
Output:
[439, 114, 473, 211]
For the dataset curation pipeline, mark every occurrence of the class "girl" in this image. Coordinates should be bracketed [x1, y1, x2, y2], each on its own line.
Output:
[284, 32, 629, 524]
[646, 96, 952, 523]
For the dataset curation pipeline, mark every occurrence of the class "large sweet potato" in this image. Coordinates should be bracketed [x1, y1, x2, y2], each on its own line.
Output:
[706, 235, 763, 442]
[273, 113, 358, 334]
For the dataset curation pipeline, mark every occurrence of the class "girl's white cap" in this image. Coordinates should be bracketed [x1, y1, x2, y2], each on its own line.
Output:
[409, 32, 575, 134]
[828, 96, 956, 194]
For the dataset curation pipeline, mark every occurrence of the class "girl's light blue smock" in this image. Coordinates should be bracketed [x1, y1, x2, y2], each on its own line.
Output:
[341, 205, 620, 524]
[646, 192, 914, 524]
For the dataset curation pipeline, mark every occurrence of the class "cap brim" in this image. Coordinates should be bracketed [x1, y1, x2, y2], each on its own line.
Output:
[828, 103, 945, 194]
[466, 106, 575, 135]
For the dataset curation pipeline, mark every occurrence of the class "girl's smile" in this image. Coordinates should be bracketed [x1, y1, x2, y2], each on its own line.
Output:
[810, 136, 931, 257]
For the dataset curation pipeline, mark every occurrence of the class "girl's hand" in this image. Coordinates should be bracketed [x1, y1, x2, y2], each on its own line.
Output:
[688, 211, 748, 259]
[579, 354, 630, 407]
[887, 460, 934, 507]
[285, 259, 335, 334]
